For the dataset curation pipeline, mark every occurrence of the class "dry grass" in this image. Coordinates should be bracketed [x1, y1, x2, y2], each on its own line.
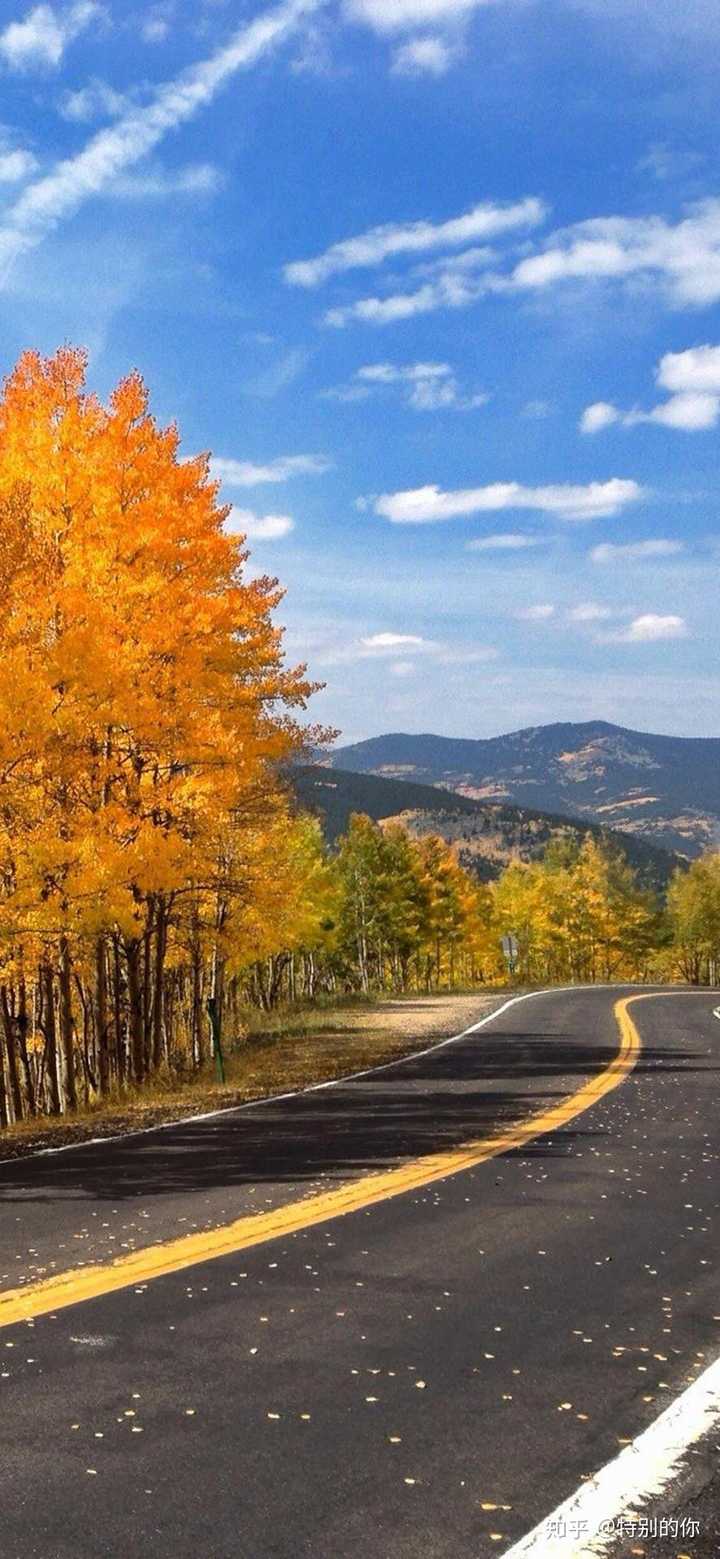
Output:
[0, 989, 510, 1162]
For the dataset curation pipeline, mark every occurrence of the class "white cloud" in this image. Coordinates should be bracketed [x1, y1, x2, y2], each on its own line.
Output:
[466, 532, 542, 551]
[317, 629, 496, 670]
[227, 507, 295, 540]
[658, 343, 720, 393]
[0, 2, 100, 71]
[510, 200, 720, 308]
[361, 631, 425, 648]
[390, 660, 416, 677]
[645, 344, 720, 429]
[323, 247, 501, 325]
[375, 477, 643, 524]
[325, 286, 444, 326]
[0, 0, 325, 281]
[590, 539, 683, 563]
[284, 196, 546, 288]
[391, 34, 458, 74]
[0, 147, 37, 182]
[329, 199, 720, 328]
[639, 391, 720, 430]
[611, 613, 688, 643]
[567, 602, 613, 622]
[328, 359, 487, 410]
[211, 452, 331, 486]
[60, 77, 129, 123]
[516, 604, 555, 621]
[582, 346, 720, 434]
[344, 0, 485, 33]
[580, 401, 620, 434]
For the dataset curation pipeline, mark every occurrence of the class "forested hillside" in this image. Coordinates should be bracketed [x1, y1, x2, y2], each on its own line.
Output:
[294, 765, 681, 888]
[325, 723, 720, 857]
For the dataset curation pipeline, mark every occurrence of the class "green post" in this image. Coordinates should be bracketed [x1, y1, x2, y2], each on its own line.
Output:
[207, 994, 226, 1084]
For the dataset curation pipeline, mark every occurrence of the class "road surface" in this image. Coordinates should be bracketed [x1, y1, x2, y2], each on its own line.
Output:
[1, 986, 718, 1558]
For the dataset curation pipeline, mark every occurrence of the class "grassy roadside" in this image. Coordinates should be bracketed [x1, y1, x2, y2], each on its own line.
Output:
[0, 988, 513, 1163]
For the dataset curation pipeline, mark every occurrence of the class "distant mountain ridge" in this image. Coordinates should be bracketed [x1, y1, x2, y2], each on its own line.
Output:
[294, 764, 681, 888]
[321, 721, 720, 858]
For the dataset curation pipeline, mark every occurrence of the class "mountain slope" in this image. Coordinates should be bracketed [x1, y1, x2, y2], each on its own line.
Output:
[294, 764, 681, 888]
[323, 722, 720, 858]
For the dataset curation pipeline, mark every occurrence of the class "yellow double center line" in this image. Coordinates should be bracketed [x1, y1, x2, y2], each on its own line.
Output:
[0, 994, 647, 1329]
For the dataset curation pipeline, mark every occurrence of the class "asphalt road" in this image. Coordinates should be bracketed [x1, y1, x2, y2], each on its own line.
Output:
[1, 986, 719, 1559]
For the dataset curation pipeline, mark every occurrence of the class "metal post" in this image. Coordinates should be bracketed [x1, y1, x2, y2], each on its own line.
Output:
[206, 994, 226, 1084]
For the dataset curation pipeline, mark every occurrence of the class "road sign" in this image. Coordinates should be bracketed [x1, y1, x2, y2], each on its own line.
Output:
[501, 934, 519, 961]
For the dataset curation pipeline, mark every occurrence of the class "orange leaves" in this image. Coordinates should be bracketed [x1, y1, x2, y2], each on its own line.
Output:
[0, 346, 318, 957]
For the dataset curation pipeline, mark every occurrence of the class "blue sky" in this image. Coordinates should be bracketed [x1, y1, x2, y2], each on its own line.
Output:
[1, 0, 719, 742]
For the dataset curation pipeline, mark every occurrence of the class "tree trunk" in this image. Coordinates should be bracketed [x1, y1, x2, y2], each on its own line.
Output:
[124, 937, 144, 1085]
[0, 1041, 7, 1128]
[113, 934, 124, 1083]
[40, 962, 61, 1115]
[0, 987, 23, 1123]
[58, 937, 78, 1112]
[142, 920, 153, 1075]
[17, 972, 35, 1116]
[191, 940, 203, 1068]
[96, 935, 110, 1096]
[152, 900, 167, 1072]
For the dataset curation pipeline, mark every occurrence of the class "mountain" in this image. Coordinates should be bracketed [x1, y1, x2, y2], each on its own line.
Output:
[322, 722, 720, 859]
[293, 765, 681, 889]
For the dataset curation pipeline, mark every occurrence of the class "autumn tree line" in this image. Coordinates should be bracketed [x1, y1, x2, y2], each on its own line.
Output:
[0, 348, 716, 1129]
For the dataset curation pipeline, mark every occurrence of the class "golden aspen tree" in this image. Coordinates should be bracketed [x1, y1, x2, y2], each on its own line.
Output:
[0, 347, 320, 1115]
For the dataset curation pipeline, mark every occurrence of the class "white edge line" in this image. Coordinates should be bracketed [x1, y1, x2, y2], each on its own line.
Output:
[0, 982, 704, 1167]
[501, 1352, 720, 1558]
[0, 979, 638, 1166]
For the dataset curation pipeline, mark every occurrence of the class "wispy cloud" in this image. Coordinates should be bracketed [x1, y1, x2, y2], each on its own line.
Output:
[59, 77, 130, 123]
[0, 0, 325, 282]
[590, 539, 683, 563]
[325, 199, 720, 327]
[284, 196, 546, 289]
[466, 532, 543, 551]
[316, 628, 497, 669]
[391, 35, 459, 74]
[509, 200, 720, 307]
[227, 507, 295, 540]
[211, 452, 331, 486]
[0, 146, 37, 182]
[324, 359, 487, 410]
[360, 631, 425, 649]
[608, 613, 688, 643]
[375, 477, 644, 524]
[141, 7, 172, 43]
[515, 603, 555, 621]
[344, 0, 484, 32]
[636, 143, 706, 184]
[322, 243, 503, 325]
[0, 2, 100, 71]
[567, 602, 614, 622]
[111, 162, 224, 199]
